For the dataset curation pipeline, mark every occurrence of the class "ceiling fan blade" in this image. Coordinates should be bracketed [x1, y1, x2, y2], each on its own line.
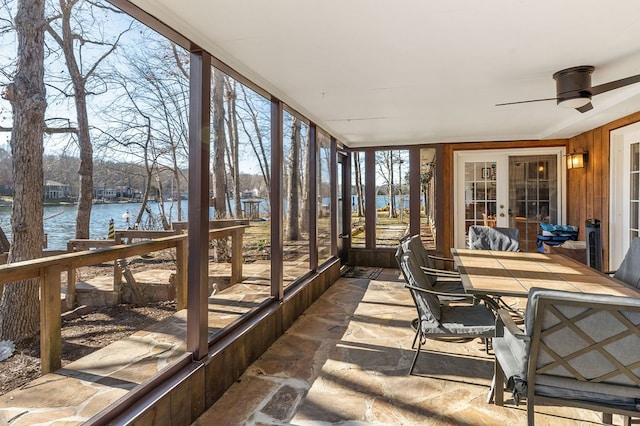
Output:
[590, 74, 640, 96]
[495, 97, 557, 107]
[576, 102, 593, 113]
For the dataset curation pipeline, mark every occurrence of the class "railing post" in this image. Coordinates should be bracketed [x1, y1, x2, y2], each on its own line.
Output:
[40, 264, 61, 373]
[231, 228, 244, 284]
[66, 241, 76, 309]
[113, 232, 123, 304]
[175, 237, 188, 310]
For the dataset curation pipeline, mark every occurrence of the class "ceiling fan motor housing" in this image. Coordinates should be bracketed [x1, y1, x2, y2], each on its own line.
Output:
[553, 65, 594, 104]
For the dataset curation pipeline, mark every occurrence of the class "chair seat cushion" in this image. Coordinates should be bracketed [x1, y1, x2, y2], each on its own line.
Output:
[421, 304, 495, 336]
[535, 377, 640, 411]
[433, 280, 465, 294]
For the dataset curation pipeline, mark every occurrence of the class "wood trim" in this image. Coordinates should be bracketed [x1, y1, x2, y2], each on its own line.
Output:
[271, 98, 284, 300]
[187, 49, 211, 361]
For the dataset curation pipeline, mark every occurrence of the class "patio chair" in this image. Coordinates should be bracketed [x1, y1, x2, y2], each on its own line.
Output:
[395, 239, 467, 300]
[469, 225, 520, 252]
[396, 236, 503, 312]
[399, 234, 459, 277]
[400, 253, 495, 375]
[608, 237, 640, 288]
[491, 287, 640, 425]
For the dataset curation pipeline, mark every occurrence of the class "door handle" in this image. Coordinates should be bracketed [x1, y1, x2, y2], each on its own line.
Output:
[338, 234, 350, 239]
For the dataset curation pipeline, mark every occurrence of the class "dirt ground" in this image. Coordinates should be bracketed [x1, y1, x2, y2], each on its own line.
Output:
[0, 301, 176, 396]
[0, 252, 179, 397]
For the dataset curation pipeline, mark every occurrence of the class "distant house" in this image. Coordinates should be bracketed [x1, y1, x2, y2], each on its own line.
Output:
[44, 180, 69, 199]
[93, 186, 137, 200]
[240, 188, 260, 199]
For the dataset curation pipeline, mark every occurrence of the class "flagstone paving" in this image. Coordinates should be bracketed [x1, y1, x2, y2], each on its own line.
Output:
[194, 269, 611, 426]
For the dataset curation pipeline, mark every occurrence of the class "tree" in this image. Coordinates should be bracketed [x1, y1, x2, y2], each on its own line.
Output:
[285, 117, 301, 240]
[0, 0, 46, 341]
[46, 0, 129, 238]
[212, 68, 230, 260]
[353, 151, 364, 217]
[224, 77, 241, 218]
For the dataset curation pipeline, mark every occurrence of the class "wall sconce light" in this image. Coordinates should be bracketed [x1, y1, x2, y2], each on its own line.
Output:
[566, 150, 587, 169]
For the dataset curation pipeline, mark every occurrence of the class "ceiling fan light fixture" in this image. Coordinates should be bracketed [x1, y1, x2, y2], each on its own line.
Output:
[557, 96, 591, 109]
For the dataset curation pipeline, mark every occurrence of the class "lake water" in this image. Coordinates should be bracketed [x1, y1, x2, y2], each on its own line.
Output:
[0, 201, 189, 251]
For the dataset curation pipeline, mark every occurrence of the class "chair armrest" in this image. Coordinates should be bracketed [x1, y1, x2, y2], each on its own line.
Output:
[428, 254, 456, 264]
[404, 283, 475, 303]
[420, 265, 460, 277]
[496, 309, 529, 340]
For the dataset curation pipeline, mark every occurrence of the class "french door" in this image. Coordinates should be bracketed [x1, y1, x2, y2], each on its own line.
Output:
[455, 147, 565, 251]
[610, 121, 640, 268]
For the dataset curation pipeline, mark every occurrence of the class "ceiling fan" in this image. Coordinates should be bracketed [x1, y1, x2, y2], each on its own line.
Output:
[496, 65, 640, 113]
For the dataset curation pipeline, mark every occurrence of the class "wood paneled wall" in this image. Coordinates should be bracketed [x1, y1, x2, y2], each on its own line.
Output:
[567, 111, 640, 269]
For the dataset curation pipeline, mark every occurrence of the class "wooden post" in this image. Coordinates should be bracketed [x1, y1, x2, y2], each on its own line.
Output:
[231, 228, 244, 284]
[175, 237, 188, 310]
[66, 241, 76, 309]
[113, 232, 123, 304]
[40, 264, 61, 373]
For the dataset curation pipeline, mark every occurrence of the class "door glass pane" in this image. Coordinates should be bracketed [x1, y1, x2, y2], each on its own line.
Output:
[509, 155, 557, 252]
[464, 161, 496, 237]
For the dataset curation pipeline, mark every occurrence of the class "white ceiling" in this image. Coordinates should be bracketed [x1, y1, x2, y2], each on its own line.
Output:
[130, 0, 640, 148]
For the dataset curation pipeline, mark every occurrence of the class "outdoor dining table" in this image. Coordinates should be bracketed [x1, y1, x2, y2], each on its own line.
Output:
[451, 248, 640, 298]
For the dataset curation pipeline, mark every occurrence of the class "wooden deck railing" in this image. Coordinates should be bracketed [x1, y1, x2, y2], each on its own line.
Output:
[0, 222, 248, 374]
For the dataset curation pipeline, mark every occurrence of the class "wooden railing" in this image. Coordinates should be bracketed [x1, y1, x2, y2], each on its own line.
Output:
[0, 222, 248, 374]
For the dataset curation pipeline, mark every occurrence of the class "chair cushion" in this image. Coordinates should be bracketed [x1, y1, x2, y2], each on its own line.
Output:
[493, 327, 529, 383]
[614, 237, 640, 288]
[406, 235, 433, 268]
[420, 304, 494, 336]
[535, 378, 639, 411]
[468, 225, 520, 251]
[432, 280, 466, 295]
[524, 287, 640, 338]
[412, 286, 442, 322]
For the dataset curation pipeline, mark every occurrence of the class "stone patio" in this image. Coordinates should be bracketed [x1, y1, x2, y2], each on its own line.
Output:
[194, 269, 617, 426]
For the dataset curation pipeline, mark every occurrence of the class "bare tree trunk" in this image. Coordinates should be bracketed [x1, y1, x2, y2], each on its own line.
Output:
[155, 171, 170, 230]
[354, 152, 364, 217]
[0, 0, 46, 341]
[388, 152, 396, 218]
[212, 68, 230, 261]
[74, 90, 93, 237]
[300, 130, 310, 233]
[286, 118, 301, 241]
[224, 78, 241, 218]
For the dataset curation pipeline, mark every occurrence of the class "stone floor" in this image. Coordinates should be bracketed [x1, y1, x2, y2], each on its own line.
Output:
[194, 269, 617, 426]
